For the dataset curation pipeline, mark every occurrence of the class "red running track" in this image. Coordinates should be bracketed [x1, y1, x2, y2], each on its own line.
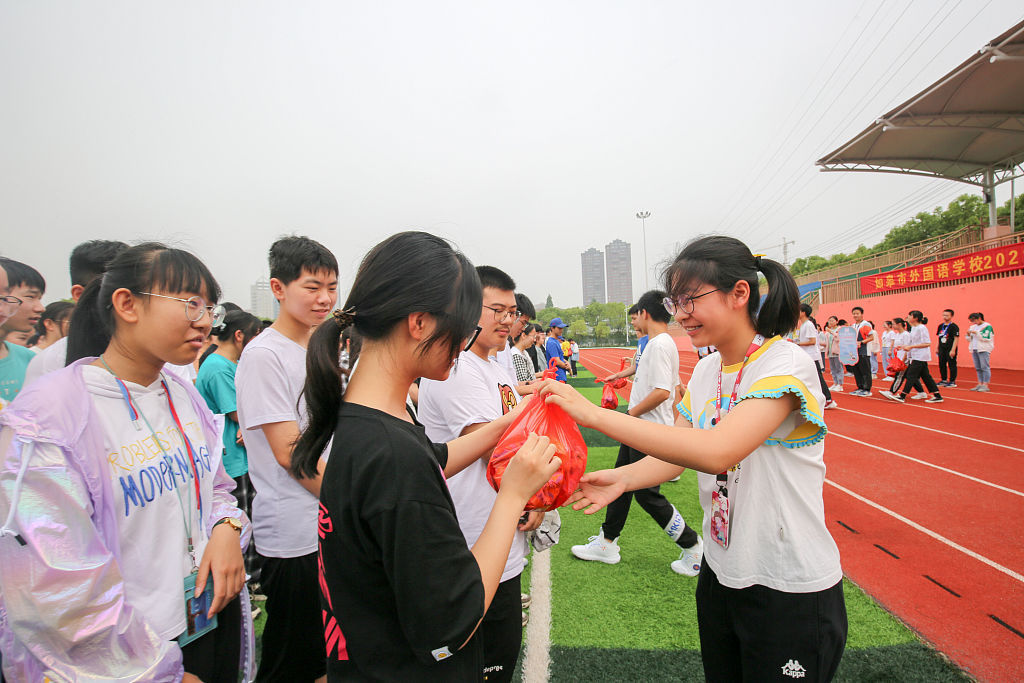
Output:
[580, 344, 1024, 682]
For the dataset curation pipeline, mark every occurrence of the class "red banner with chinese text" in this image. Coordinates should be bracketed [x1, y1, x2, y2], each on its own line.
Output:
[860, 242, 1024, 295]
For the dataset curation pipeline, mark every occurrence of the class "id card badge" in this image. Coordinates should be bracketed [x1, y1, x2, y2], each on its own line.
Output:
[709, 488, 730, 549]
[179, 573, 218, 646]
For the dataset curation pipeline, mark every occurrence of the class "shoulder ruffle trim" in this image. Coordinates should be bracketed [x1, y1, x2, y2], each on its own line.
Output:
[738, 384, 827, 449]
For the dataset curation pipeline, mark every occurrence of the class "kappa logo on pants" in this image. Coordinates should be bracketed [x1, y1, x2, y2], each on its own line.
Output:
[781, 659, 807, 678]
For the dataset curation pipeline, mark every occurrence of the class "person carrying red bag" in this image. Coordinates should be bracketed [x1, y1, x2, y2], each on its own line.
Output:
[570, 290, 704, 576]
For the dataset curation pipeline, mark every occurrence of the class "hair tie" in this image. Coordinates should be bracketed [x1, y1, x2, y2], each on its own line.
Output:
[752, 253, 766, 270]
[333, 307, 356, 329]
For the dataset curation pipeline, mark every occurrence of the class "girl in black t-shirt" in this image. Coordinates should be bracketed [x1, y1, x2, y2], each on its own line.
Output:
[291, 231, 559, 681]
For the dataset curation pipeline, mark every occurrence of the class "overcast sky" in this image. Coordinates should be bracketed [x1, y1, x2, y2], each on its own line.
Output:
[2, 1, 1022, 310]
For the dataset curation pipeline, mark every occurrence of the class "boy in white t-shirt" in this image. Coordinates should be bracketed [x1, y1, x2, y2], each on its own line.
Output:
[235, 236, 338, 682]
[418, 266, 533, 683]
[570, 290, 704, 576]
[791, 304, 837, 409]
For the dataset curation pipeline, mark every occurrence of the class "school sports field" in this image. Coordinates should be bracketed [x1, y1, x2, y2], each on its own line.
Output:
[518, 343, 1024, 682]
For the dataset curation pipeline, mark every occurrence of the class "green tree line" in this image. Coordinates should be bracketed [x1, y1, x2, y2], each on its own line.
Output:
[534, 300, 634, 347]
[789, 193, 1024, 278]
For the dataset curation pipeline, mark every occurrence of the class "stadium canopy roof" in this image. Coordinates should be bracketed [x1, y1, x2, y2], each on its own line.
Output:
[816, 19, 1024, 225]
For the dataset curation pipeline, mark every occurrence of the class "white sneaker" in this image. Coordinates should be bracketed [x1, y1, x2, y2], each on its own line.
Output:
[831, 384, 844, 392]
[824, 399, 838, 409]
[670, 537, 703, 577]
[571, 532, 621, 564]
[910, 392, 927, 400]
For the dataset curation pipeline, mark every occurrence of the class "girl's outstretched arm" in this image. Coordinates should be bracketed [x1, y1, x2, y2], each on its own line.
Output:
[540, 381, 798, 475]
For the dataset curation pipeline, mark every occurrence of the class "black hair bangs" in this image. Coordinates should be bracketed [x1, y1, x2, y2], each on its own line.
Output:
[0, 258, 46, 293]
[145, 247, 222, 303]
[664, 257, 724, 299]
[269, 235, 338, 285]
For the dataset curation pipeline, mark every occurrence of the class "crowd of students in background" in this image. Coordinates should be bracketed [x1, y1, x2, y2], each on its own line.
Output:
[791, 305, 997, 403]
[0, 232, 1000, 681]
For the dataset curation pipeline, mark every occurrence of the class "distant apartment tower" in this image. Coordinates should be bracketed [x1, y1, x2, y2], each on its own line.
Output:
[250, 276, 280, 320]
[605, 239, 633, 304]
[581, 248, 606, 304]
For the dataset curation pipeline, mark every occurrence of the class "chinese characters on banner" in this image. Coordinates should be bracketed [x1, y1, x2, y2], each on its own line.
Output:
[860, 242, 1024, 295]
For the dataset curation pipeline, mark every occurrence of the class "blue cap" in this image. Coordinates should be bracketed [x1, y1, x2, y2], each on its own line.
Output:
[549, 317, 567, 329]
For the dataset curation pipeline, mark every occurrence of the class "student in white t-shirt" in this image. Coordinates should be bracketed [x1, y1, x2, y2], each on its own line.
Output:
[23, 240, 128, 386]
[495, 292, 536, 392]
[570, 290, 704, 576]
[235, 236, 338, 682]
[418, 265, 537, 683]
[882, 318, 921, 398]
[791, 304, 836, 409]
[880, 320, 896, 377]
[0, 244, 250, 682]
[883, 310, 943, 404]
[966, 312, 995, 391]
[542, 237, 846, 680]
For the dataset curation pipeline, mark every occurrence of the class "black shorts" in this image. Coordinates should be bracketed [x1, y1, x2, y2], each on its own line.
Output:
[181, 595, 242, 683]
[255, 552, 327, 682]
[479, 574, 523, 683]
[696, 561, 846, 682]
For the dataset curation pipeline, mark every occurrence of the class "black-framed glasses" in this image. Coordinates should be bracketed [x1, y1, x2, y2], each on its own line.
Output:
[0, 295, 24, 307]
[463, 326, 482, 352]
[482, 305, 520, 323]
[663, 288, 723, 315]
[138, 292, 226, 327]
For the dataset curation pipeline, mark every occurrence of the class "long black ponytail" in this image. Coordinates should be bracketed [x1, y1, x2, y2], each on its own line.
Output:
[291, 231, 482, 479]
[663, 235, 799, 338]
[66, 243, 221, 365]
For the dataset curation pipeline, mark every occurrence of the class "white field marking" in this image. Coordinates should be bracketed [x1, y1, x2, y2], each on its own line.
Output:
[826, 479, 1024, 585]
[829, 431, 1024, 498]
[935, 395, 1024, 411]
[849, 395, 1024, 427]
[832, 408, 1024, 454]
[522, 547, 552, 683]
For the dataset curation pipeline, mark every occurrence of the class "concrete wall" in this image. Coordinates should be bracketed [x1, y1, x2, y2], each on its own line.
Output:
[814, 275, 1023, 370]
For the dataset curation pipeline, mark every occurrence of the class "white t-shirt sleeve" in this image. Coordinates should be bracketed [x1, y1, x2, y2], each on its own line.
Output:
[236, 346, 298, 429]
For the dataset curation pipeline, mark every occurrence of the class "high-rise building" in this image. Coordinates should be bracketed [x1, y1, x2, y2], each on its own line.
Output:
[581, 247, 606, 304]
[605, 239, 633, 304]
[250, 276, 280, 320]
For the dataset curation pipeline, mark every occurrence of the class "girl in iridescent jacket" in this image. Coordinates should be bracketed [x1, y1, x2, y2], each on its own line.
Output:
[0, 244, 254, 682]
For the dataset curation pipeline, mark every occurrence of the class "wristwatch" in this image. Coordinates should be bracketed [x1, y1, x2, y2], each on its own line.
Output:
[213, 517, 244, 533]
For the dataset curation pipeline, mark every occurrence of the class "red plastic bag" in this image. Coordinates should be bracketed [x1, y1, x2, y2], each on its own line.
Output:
[487, 391, 588, 512]
[886, 356, 907, 377]
[594, 359, 628, 389]
[600, 382, 618, 410]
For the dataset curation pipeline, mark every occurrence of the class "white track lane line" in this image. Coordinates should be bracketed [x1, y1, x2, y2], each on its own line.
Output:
[832, 408, 1024, 454]
[829, 432, 1024, 498]
[522, 541, 552, 682]
[935, 396, 1024, 411]
[847, 396, 1024, 427]
[826, 479, 1024, 585]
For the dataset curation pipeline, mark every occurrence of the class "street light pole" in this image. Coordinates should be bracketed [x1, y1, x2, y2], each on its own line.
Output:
[635, 210, 650, 290]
